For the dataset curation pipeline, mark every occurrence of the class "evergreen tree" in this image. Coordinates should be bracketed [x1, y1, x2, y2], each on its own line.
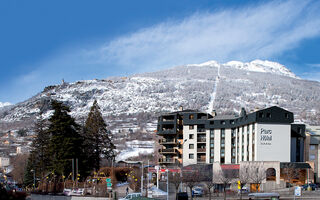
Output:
[83, 100, 115, 171]
[24, 112, 51, 187]
[47, 100, 84, 176]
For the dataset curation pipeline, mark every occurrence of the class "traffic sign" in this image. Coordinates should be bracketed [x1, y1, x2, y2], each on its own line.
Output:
[294, 186, 301, 196]
[106, 178, 111, 183]
[107, 183, 112, 187]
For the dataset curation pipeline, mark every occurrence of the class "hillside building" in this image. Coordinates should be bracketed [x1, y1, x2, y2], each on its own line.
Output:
[157, 106, 305, 167]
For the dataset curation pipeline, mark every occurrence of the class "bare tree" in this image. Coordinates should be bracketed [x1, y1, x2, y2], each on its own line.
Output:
[248, 162, 266, 192]
[10, 154, 29, 185]
[182, 170, 199, 200]
[213, 165, 238, 200]
[281, 163, 300, 187]
[169, 171, 182, 200]
[239, 162, 251, 200]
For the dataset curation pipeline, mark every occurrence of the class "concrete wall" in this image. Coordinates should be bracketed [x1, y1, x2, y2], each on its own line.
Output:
[31, 194, 111, 200]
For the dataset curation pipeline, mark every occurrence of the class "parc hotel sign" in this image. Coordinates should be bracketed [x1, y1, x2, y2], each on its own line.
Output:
[260, 128, 272, 145]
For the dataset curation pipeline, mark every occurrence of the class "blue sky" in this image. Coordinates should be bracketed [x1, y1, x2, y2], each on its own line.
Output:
[1, 0, 320, 104]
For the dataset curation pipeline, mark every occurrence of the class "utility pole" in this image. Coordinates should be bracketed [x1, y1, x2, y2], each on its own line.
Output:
[141, 161, 144, 195]
[156, 165, 159, 189]
[166, 169, 169, 200]
[76, 158, 78, 187]
[146, 160, 149, 197]
[72, 158, 75, 188]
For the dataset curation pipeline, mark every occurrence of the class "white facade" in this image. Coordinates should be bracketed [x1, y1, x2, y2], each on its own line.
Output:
[256, 123, 291, 162]
[182, 122, 291, 166]
[0, 157, 10, 167]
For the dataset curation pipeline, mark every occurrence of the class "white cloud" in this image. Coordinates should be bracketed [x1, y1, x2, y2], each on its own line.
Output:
[92, 0, 320, 71]
[8, 0, 320, 102]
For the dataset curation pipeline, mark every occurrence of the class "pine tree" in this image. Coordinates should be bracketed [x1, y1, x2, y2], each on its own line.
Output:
[24, 112, 51, 187]
[83, 100, 115, 171]
[47, 100, 84, 176]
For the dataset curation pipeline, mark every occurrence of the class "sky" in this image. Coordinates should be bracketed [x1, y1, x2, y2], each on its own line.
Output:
[1, 0, 320, 104]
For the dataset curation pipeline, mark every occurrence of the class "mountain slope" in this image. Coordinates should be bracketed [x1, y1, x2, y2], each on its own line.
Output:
[0, 60, 319, 133]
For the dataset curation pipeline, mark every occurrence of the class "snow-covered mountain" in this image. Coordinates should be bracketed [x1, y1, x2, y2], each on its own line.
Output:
[0, 102, 11, 108]
[0, 60, 319, 133]
[189, 60, 298, 78]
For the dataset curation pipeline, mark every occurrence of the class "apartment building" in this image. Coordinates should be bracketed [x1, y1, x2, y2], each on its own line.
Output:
[305, 125, 320, 183]
[157, 106, 305, 166]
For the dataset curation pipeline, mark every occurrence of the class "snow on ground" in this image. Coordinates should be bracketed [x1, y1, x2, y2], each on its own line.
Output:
[116, 147, 154, 161]
[207, 65, 220, 113]
[116, 140, 154, 161]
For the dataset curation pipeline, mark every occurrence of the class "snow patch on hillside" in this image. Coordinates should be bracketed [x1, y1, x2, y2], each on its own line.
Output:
[0, 102, 12, 108]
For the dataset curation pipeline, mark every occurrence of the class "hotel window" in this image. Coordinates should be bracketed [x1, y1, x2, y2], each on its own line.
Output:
[285, 113, 289, 118]
[189, 125, 194, 130]
[210, 129, 214, 138]
[189, 134, 194, 139]
[210, 158, 214, 163]
[210, 121, 214, 125]
[310, 145, 316, 150]
[230, 120, 234, 124]
[189, 144, 194, 149]
[310, 154, 316, 160]
[266, 113, 271, 118]
[210, 143, 214, 147]
[221, 129, 225, 137]
[221, 121, 226, 125]
[189, 153, 194, 159]
[259, 112, 264, 118]
[189, 114, 194, 119]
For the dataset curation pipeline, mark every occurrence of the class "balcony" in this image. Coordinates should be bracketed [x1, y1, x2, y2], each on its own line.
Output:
[197, 128, 206, 133]
[160, 138, 176, 144]
[159, 158, 175, 164]
[197, 148, 206, 153]
[158, 129, 176, 135]
[197, 158, 206, 163]
[159, 148, 176, 154]
[197, 137, 206, 143]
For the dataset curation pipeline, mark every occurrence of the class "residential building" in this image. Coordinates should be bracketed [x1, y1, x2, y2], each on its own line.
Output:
[304, 125, 320, 183]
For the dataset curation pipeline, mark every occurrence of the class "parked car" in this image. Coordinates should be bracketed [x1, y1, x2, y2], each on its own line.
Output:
[301, 184, 318, 190]
[192, 187, 203, 197]
[119, 193, 142, 200]
[238, 187, 249, 194]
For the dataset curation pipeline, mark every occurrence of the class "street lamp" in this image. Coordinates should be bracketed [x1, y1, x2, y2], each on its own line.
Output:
[30, 169, 35, 190]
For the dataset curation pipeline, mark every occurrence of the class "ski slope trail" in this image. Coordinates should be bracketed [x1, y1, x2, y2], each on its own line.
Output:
[207, 65, 220, 113]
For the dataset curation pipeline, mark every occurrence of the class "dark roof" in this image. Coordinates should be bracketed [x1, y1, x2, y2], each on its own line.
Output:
[212, 115, 237, 120]
[280, 162, 311, 169]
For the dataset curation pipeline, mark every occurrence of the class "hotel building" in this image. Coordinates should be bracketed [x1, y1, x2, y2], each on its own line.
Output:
[157, 106, 305, 166]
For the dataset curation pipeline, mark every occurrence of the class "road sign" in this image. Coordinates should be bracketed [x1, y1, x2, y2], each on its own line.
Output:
[294, 186, 301, 196]
[106, 178, 111, 183]
[107, 183, 112, 187]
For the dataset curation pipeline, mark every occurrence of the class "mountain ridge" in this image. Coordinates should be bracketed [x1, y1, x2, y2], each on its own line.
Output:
[0, 60, 319, 133]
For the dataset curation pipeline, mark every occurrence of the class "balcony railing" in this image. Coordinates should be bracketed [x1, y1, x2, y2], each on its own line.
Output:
[197, 137, 206, 143]
[197, 158, 206, 163]
[160, 139, 176, 144]
[158, 129, 176, 134]
[197, 128, 206, 133]
[159, 149, 176, 154]
[197, 148, 206, 152]
[159, 158, 175, 163]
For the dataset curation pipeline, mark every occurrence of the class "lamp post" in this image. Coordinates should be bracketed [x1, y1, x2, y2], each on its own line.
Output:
[30, 169, 35, 190]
